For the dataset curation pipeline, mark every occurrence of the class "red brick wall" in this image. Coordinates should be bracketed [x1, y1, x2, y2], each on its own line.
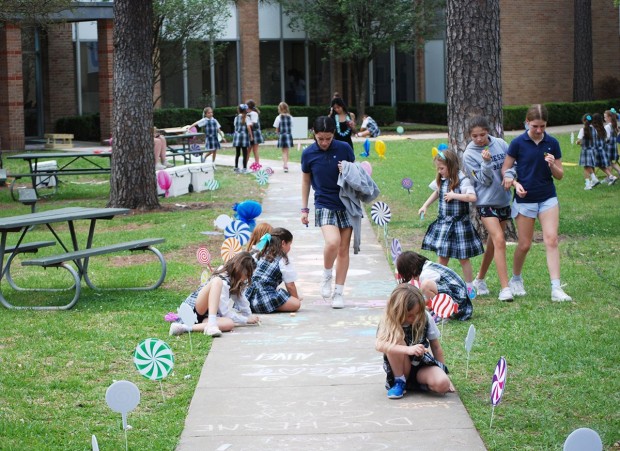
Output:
[45, 23, 76, 133]
[237, 0, 261, 103]
[500, 0, 620, 105]
[0, 23, 25, 150]
[98, 19, 114, 142]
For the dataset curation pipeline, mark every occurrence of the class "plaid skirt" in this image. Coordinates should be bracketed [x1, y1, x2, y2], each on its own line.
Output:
[383, 351, 449, 392]
[205, 134, 221, 151]
[277, 133, 294, 148]
[606, 140, 619, 162]
[422, 215, 484, 260]
[233, 131, 250, 148]
[579, 144, 610, 167]
[246, 285, 290, 313]
[315, 208, 352, 229]
[252, 129, 265, 145]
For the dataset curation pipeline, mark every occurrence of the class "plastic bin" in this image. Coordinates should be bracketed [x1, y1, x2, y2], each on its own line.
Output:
[32, 160, 57, 188]
[156, 165, 191, 197]
[187, 163, 215, 192]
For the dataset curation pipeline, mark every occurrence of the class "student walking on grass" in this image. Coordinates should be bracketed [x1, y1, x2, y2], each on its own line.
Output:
[576, 113, 617, 189]
[245, 228, 302, 314]
[375, 283, 455, 399]
[301, 116, 355, 309]
[169, 251, 260, 337]
[418, 148, 484, 292]
[463, 116, 520, 302]
[501, 104, 572, 302]
[273, 102, 294, 172]
[604, 109, 620, 179]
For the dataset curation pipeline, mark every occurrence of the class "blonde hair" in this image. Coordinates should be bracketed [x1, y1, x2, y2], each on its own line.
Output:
[434, 149, 461, 191]
[246, 222, 273, 251]
[377, 284, 427, 348]
[278, 102, 290, 115]
[203, 106, 213, 115]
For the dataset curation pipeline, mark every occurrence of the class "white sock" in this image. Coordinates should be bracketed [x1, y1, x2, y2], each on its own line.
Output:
[466, 282, 473, 290]
[511, 274, 522, 282]
[207, 314, 217, 327]
[323, 268, 333, 278]
[591, 173, 599, 182]
[334, 284, 344, 295]
[395, 375, 406, 383]
[551, 279, 561, 289]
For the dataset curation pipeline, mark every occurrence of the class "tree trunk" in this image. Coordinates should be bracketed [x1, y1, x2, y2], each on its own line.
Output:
[573, 0, 593, 101]
[446, 0, 516, 241]
[108, 0, 160, 209]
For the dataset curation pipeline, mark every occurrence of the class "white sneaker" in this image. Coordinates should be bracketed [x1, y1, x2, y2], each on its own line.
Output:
[608, 175, 618, 186]
[164, 161, 174, 168]
[551, 287, 573, 302]
[472, 279, 490, 296]
[205, 325, 222, 337]
[591, 176, 600, 188]
[509, 277, 527, 296]
[498, 287, 514, 302]
[331, 292, 344, 309]
[320, 273, 333, 299]
[584, 180, 592, 190]
[155, 163, 166, 171]
[169, 322, 187, 336]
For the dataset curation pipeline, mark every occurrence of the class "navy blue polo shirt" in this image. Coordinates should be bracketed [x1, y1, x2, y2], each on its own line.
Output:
[506, 131, 561, 203]
[301, 139, 355, 210]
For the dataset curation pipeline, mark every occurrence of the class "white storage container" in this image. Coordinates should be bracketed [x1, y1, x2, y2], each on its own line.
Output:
[187, 162, 215, 192]
[292, 116, 308, 139]
[157, 166, 191, 197]
[31, 160, 57, 188]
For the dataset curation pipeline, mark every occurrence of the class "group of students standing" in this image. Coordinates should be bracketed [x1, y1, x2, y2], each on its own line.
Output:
[577, 109, 620, 189]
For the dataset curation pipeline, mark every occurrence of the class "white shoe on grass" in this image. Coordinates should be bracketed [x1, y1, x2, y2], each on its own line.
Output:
[472, 278, 490, 296]
[498, 287, 514, 302]
[551, 287, 573, 302]
[509, 278, 526, 296]
[205, 325, 222, 337]
[169, 322, 187, 336]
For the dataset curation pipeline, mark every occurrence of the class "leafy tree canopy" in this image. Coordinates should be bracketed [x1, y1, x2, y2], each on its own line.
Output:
[0, 0, 73, 25]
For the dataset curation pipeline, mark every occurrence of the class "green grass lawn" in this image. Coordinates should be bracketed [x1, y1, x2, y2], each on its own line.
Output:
[0, 134, 618, 450]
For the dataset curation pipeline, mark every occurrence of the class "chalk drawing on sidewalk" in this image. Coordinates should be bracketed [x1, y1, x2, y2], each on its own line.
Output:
[241, 361, 383, 381]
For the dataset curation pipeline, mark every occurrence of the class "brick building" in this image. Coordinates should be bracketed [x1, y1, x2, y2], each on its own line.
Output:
[1, 1, 619, 149]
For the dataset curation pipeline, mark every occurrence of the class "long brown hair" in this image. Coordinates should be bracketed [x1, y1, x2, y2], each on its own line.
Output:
[434, 149, 461, 191]
[605, 110, 619, 137]
[377, 284, 427, 348]
[591, 113, 606, 139]
[212, 251, 255, 296]
[257, 227, 293, 264]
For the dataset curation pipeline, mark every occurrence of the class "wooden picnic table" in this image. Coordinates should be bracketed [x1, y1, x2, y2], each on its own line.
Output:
[0, 207, 166, 310]
[7, 151, 112, 199]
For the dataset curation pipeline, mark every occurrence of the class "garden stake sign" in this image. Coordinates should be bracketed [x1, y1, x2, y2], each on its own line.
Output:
[133, 338, 174, 401]
[464, 324, 476, 378]
[105, 380, 140, 451]
[177, 303, 198, 351]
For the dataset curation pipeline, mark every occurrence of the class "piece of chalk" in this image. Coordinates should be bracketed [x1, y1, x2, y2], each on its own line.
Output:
[290, 312, 296, 317]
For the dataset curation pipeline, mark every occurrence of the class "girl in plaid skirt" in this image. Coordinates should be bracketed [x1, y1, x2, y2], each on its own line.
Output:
[273, 102, 294, 172]
[247, 99, 264, 166]
[396, 251, 473, 321]
[187, 107, 226, 166]
[604, 110, 620, 179]
[244, 228, 301, 313]
[232, 104, 252, 173]
[419, 149, 484, 291]
[577, 113, 616, 189]
[376, 283, 454, 399]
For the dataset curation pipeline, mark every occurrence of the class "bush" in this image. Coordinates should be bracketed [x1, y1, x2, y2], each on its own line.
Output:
[365, 106, 396, 125]
[55, 113, 100, 141]
[396, 102, 447, 125]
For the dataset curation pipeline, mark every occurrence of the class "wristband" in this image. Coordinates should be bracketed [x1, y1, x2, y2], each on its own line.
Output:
[301, 208, 310, 213]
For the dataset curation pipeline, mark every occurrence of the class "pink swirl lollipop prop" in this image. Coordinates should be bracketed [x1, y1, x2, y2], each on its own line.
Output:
[196, 245, 213, 271]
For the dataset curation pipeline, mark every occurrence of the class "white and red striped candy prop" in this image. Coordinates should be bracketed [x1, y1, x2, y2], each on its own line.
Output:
[196, 245, 213, 272]
[489, 356, 508, 428]
[427, 293, 458, 318]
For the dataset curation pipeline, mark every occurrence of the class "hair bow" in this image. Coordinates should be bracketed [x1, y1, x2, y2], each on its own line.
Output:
[239, 103, 248, 111]
[586, 115, 592, 121]
[256, 233, 271, 251]
[611, 108, 617, 114]
[437, 150, 446, 160]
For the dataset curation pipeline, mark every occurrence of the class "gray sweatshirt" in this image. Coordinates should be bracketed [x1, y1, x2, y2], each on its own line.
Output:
[463, 136, 515, 208]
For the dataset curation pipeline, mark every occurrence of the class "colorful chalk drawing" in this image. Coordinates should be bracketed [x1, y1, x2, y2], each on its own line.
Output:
[241, 360, 383, 382]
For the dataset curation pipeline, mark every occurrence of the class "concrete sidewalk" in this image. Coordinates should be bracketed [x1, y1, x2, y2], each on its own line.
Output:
[176, 155, 486, 450]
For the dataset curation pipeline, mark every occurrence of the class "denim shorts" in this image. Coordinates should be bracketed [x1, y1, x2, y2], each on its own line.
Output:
[477, 206, 511, 222]
[315, 208, 352, 229]
[511, 197, 558, 219]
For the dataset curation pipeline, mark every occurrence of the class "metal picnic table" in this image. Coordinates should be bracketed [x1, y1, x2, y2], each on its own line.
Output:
[0, 207, 166, 310]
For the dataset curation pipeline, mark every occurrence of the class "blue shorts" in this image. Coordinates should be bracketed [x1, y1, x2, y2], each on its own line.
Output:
[315, 208, 352, 229]
[511, 197, 558, 219]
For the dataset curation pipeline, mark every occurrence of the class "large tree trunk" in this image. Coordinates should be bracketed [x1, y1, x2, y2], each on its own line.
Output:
[108, 0, 159, 209]
[573, 0, 593, 101]
[446, 0, 516, 241]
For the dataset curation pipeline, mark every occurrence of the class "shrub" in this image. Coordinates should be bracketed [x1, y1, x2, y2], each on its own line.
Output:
[55, 113, 100, 141]
[396, 102, 447, 125]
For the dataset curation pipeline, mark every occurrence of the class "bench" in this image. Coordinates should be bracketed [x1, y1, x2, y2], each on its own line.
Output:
[3, 241, 57, 291]
[44, 133, 74, 149]
[166, 149, 213, 165]
[21, 238, 167, 308]
[9, 169, 110, 201]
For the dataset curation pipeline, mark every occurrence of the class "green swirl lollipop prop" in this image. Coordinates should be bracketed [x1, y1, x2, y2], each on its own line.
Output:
[134, 338, 174, 401]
